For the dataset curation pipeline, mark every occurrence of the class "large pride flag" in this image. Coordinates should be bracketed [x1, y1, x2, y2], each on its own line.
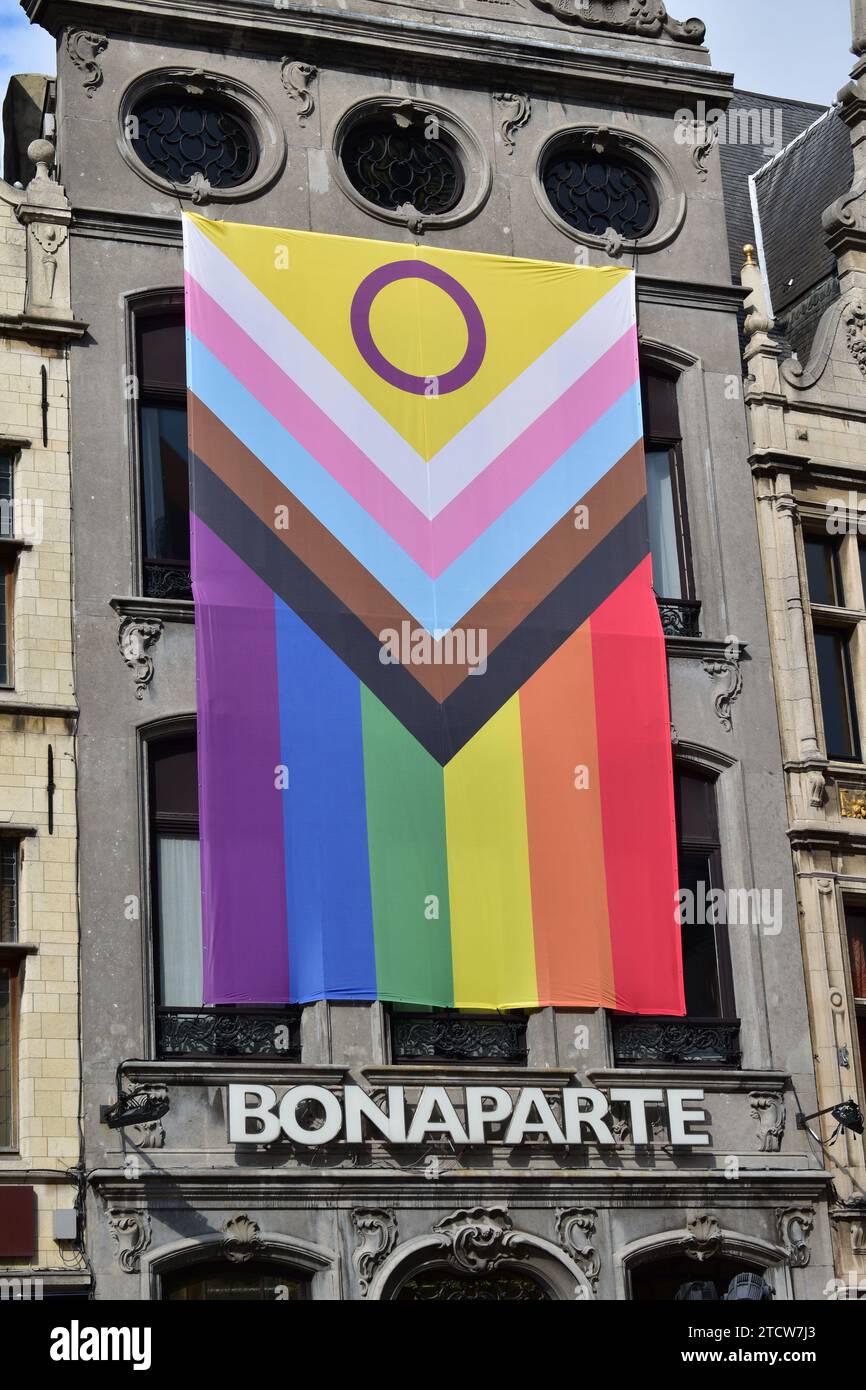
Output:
[183, 213, 684, 1015]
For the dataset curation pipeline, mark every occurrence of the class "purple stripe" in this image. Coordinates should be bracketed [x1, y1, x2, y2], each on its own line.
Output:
[193, 516, 290, 1003]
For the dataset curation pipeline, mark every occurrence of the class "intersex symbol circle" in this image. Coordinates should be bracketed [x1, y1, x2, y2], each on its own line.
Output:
[350, 260, 486, 395]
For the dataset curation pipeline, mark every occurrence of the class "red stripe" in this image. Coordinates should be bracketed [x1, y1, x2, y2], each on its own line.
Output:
[590, 556, 684, 1015]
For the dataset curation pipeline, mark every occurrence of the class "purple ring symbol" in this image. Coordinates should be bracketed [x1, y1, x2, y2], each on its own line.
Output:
[350, 260, 486, 395]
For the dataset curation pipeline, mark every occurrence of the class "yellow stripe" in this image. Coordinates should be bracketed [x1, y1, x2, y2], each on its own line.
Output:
[444, 696, 537, 1008]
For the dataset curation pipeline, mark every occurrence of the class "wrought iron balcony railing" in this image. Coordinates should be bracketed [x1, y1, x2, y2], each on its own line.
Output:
[390, 1011, 528, 1064]
[658, 598, 702, 639]
[612, 1016, 741, 1068]
[156, 1006, 301, 1060]
[144, 561, 193, 602]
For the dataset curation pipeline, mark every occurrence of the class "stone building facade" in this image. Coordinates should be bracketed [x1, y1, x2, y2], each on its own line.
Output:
[741, 2, 866, 1288]
[21, 0, 838, 1298]
[0, 81, 85, 1293]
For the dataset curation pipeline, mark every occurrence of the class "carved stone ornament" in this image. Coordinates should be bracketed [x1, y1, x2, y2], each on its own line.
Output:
[494, 93, 531, 156]
[280, 60, 318, 125]
[66, 30, 108, 97]
[844, 293, 866, 377]
[808, 771, 827, 810]
[435, 1206, 525, 1275]
[222, 1214, 262, 1264]
[702, 656, 743, 732]
[107, 1208, 151, 1273]
[528, 0, 706, 44]
[118, 617, 163, 699]
[351, 1208, 398, 1295]
[684, 1213, 722, 1263]
[750, 1092, 786, 1154]
[127, 1085, 168, 1149]
[691, 118, 719, 181]
[777, 1207, 814, 1268]
[555, 1209, 601, 1292]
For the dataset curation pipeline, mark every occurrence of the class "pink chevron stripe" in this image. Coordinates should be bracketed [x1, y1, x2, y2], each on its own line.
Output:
[186, 273, 637, 580]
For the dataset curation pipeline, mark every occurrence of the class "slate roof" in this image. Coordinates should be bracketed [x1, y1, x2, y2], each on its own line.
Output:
[718, 90, 828, 285]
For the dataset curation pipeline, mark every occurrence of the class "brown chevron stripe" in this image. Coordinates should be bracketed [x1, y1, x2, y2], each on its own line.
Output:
[188, 395, 646, 702]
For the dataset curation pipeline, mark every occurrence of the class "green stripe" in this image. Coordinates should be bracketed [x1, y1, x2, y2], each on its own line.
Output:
[360, 686, 454, 1006]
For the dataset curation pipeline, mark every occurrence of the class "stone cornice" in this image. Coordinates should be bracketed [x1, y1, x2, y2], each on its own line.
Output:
[89, 1168, 834, 1204]
[0, 312, 88, 343]
[25, 0, 735, 103]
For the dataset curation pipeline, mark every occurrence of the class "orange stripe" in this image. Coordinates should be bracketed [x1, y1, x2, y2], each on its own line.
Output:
[519, 621, 615, 1007]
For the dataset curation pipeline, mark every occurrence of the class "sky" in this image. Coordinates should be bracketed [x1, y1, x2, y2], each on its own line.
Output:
[0, 0, 856, 169]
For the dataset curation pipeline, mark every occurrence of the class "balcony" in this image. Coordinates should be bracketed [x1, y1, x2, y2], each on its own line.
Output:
[156, 1006, 301, 1060]
[658, 598, 702, 639]
[144, 561, 192, 602]
[390, 1011, 527, 1064]
[612, 1016, 741, 1068]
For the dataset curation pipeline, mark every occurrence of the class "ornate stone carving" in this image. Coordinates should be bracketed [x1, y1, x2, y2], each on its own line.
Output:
[684, 1213, 722, 1263]
[436, 1206, 524, 1274]
[844, 293, 866, 377]
[702, 656, 743, 732]
[777, 1207, 814, 1268]
[527, 0, 705, 44]
[840, 787, 866, 819]
[494, 93, 531, 155]
[66, 30, 108, 97]
[691, 118, 719, 181]
[126, 1085, 168, 1149]
[280, 60, 318, 124]
[351, 1209, 398, 1295]
[107, 1208, 151, 1272]
[750, 1092, 786, 1154]
[807, 771, 827, 810]
[118, 617, 163, 699]
[222, 1214, 262, 1263]
[555, 1208, 600, 1292]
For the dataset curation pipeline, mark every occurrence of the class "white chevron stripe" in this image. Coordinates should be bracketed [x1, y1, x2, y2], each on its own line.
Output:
[184, 220, 635, 521]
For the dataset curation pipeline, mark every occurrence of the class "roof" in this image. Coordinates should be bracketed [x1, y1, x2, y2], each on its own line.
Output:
[750, 105, 853, 317]
[718, 89, 828, 285]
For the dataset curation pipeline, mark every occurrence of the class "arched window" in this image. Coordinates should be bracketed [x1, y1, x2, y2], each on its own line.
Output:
[133, 298, 190, 600]
[394, 1268, 551, 1301]
[162, 1260, 310, 1301]
[146, 729, 300, 1060]
[631, 1253, 773, 1302]
[641, 364, 699, 637]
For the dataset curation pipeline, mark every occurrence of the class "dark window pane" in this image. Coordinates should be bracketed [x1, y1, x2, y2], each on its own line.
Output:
[151, 736, 198, 820]
[0, 967, 12, 1148]
[342, 119, 463, 216]
[642, 370, 680, 442]
[848, 908, 866, 999]
[679, 848, 721, 1017]
[131, 97, 257, 191]
[0, 562, 9, 686]
[0, 842, 17, 942]
[138, 313, 186, 394]
[162, 1261, 308, 1301]
[814, 627, 861, 760]
[543, 151, 657, 240]
[805, 537, 842, 606]
[141, 404, 190, 567]
[0, 457, 12, 539]
[676, 769, 720, 845]
[646, 449, 683, 600]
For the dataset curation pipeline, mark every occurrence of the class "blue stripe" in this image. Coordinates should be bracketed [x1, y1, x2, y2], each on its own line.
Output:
[274, 596, 378, 1001]
[191, 339, 641, 633]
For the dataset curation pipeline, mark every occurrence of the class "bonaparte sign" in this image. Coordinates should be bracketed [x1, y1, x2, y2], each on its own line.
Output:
[228, 1084, 711, 1148]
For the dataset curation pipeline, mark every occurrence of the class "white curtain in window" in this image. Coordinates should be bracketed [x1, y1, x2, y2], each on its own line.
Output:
[645, 449, 682, 601]
[157, 835, 203, 1006]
